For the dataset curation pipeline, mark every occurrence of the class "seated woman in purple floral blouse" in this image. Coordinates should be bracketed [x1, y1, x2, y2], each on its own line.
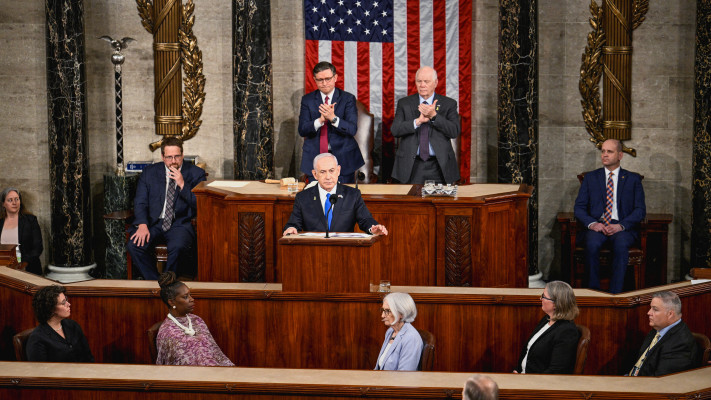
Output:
[155, 272, 234, 366]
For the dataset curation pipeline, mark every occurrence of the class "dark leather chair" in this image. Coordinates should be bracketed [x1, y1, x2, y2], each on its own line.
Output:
[13, 327, 35, 361]
[568, 173, 647, 291]
[147, 320, 163, 364]
[417, 329, 436, 371]
[692, 332, 711, 367]
[574, 324, 591, 374]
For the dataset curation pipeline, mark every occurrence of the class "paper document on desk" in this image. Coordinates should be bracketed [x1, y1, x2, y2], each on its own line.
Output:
[331, 233, 371, 238]
[208, 181, 249, 188]
[298, 232, 326, 237]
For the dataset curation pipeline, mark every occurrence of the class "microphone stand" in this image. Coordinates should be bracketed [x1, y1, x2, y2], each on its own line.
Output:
[324, 195, 338, 238]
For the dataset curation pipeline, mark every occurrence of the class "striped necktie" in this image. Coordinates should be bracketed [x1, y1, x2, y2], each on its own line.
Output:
[602, 172, 614, 225]
[162, 179, 176, 231]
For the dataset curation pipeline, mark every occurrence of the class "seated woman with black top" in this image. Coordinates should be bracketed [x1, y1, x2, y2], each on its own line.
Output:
[514, 280, 580, 374]
[0, 187, 43, 275]
[26, 285, 94, 362]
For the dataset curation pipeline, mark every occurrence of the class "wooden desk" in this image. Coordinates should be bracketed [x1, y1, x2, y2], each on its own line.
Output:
[0, 362, 709, 399]
[194, 181, 532, 287]
[557, 212, 672, 288]
[1, 268, 710, 375]
[279, 234, 382, 293]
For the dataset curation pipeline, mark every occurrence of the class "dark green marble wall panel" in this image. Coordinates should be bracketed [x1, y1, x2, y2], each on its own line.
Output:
[692, 0, 711, 268]
[46, 0, 93, 267]
[498, 0, 539, 276]
[103, 174, 138, 279]
[232, 0, 274, 179]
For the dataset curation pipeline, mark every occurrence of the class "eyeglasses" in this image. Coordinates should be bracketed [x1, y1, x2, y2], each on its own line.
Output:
[58, 297, 69, 306]
[380, 308, 392, 315]
[163, 155, 183, 161]
[314, 75, 335, 84]
[540, 293, 554, 302]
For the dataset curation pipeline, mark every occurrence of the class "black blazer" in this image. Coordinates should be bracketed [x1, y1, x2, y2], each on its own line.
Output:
[516, 317, 580, 374]
[26, 319, 94, 362]
[283, 184, 378, 233]
[391, 93, 461, 183]
[0, 213, 43, 275]
[635, 320, 698, 376]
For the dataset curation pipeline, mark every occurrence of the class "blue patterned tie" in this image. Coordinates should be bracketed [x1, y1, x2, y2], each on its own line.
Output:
[325, 193, 333, 230]
[162, 179, 176, 231]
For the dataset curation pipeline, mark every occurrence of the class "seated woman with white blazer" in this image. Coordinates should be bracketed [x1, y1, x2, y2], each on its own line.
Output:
[375, 292, 423, 371]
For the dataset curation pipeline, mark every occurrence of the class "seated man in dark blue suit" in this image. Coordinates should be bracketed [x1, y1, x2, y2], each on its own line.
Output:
[298, 61, 363, 183]
[629, 291, 698, 376]
[574, 138, 646, 293]
[282, 153, 387, 236]
[128, 137, 206, 279]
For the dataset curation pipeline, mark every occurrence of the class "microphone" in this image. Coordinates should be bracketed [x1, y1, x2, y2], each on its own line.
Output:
[324, 194, 339, 238]
[355, 171, 365, 190]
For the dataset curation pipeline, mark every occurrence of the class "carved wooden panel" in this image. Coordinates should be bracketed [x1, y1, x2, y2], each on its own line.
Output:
[444, 215, 472, 286]
[238, 212, 266, 282]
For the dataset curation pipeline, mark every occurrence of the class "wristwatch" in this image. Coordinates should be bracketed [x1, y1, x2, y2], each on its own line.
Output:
[430, 114, 437, 122]
[331, 117, 338, 124]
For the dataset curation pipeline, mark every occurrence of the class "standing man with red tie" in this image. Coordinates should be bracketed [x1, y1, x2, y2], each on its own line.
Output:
[391, 66, 461, 184]
[574, 139, 646, 293]
[298, 62, 363, 183]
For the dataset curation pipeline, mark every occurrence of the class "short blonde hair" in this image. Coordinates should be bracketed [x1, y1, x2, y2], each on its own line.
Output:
[383, 292, 417, 325]
[546, 281, 579, 321]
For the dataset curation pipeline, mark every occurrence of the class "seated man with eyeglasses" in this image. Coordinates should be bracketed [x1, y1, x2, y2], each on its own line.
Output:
[298, 61, 363, 183]
[127, 137, 206, 279]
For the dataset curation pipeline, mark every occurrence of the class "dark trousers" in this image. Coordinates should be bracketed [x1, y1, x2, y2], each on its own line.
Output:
[127, 223, 195, 280]
[584, 227, 637, 294]
[407, 157, 446, 184]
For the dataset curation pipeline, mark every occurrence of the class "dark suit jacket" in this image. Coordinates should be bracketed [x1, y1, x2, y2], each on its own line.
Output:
[0, 213, 43, 275]
[636, 320, 698, 376]
[132, 162, 206, 232]
[574, 168, 646, 232]
[516, 317, 580, 374]
[26, 319, 94, 362]
[298, 88, 364, 176]
[283, 184, 378, 233]
[391, 93, 460, 183]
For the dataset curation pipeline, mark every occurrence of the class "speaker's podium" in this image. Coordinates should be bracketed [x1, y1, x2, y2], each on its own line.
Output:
[278, 233, 384, 293]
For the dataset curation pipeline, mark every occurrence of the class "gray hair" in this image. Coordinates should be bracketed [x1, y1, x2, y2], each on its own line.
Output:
[415, 66, 438, 81]
[652, 291, 682, 316]
[384, 292, 417, 324]
[463, 374, 499, 400]
[312, 152, 339, 171]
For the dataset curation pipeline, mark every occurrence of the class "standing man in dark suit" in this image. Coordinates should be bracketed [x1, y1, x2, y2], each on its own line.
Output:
[391, 66, 460, 184]
[128, 137, 206, 279]
[629, 291, 698, 376]
[298, 62, 363, 183]
[574, 139, 646, 293]
[283, 153, 387, 236]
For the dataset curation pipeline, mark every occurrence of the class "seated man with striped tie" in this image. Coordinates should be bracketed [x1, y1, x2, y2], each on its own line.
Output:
[298, 61, 363, 183]
[128, 137, 206, 280]
[391, 66, 460, 184]
[629, 291, 698, 376]
[574, 138, 646, 294]
[282, 153, 387, 237]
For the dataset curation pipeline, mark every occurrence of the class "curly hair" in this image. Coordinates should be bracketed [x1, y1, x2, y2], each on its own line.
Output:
[32, 285, 66, 323]
[157, 271, 185, 307]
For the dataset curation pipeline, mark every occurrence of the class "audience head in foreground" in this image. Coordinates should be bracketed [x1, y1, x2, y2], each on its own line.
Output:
[155, 272, 234, 366]
[629, 291, 698, 376]
[515, 280, 580, 374]
[282, 153, 387, 236]
[26, 285, 94, 362]
[463, 374, 499, 400]
[1, 187, 44, 275]
[374, 292, 423, 371]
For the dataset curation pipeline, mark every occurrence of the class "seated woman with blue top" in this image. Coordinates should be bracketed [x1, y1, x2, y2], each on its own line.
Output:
[375, 292, 423, 371]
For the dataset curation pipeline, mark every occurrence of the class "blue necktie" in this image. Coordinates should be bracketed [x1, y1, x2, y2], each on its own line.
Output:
[325, 193, 333, 230]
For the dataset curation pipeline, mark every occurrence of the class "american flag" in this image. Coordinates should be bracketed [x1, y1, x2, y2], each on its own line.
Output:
[304, 0, 472, 182]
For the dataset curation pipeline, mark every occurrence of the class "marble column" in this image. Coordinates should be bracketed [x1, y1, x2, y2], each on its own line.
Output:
[45, 0, 94, 271]
[233, 0, 274, 179]
[103, 174, 138, 279]
[498, 0, 539, 283]
[692, 1, 711, 269]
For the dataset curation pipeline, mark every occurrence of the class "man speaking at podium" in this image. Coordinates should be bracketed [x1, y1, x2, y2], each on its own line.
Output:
[282, 153, 388, 236]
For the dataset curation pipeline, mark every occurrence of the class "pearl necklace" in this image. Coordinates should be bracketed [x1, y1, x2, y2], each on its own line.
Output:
[167, 313, 195, 336]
